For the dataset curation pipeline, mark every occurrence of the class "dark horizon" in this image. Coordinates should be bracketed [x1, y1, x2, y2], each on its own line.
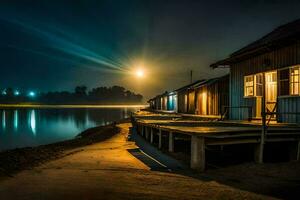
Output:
[0, 85, 143, 104]
[1, 0, 300, 100]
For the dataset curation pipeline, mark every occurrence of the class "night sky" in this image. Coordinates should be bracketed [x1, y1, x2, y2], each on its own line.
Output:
[1, 0, 300, 100]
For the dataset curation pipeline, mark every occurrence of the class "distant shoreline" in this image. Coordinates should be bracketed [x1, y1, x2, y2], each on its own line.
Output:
[0, 104, 148, 109]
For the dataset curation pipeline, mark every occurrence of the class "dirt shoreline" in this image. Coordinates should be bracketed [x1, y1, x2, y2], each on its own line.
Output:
[0, 122, 121, 179]
[0, 122, 270, 200]
[1, 121, 300, 199]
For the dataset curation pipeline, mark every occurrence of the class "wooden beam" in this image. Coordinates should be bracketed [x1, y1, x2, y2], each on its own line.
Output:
[206, 139, 259, 146]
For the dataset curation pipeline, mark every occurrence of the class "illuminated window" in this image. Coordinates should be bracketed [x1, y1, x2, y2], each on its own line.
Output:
[244, 75, 254, 97]
[290, 66, 300, 95]
[265, 71, 277, 103]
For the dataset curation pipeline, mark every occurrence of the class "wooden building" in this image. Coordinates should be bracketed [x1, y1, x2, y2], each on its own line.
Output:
[175, 80, 205, 114]
[148, 76, 229, 116]
[194, 75, 229, 116]
[166, 76, 229, 116]
[211, 19, 300, 123]
[148, 92, 169, 111]
[167, 91, 178, 112]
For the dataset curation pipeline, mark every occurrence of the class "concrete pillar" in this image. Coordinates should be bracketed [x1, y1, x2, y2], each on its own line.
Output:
[150, 128, 154, 144]
[168, 132, 174, 152]
[254, 143, 263, 163]
[289, 141, 300, 161]
[158, 129, 162, 149]
[145, 127, 149, 140]
[191, 136, 205, 171]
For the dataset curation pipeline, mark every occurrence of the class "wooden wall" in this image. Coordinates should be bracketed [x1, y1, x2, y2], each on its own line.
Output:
[195, 76, 229, 116]
[155, 97, 161, 110]
[162, 96, 168, 110]
[217, 76, 230, 115]
[230, 41, 300, 122]
[177, 90, 188, 113]
[188, 90, 196, 114]
[196, 86, 207, 115]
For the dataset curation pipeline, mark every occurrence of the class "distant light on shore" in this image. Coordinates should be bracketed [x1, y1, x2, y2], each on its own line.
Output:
[28, 91, 36, 97]
[14, 90, 20, 96]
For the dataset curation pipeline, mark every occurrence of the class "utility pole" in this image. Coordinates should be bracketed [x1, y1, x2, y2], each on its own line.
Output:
[190, 70, 193, 84]
[259, 73, 266, 164]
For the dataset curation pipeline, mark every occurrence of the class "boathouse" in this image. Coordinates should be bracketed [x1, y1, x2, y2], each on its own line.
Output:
[211, 19, 300, 123]
[148, 92, 170, 111]
[194, 75, 229, 116]
[175, 79, 205, 114]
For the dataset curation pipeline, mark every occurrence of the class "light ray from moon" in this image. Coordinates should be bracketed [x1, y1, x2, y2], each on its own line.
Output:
[2, 18, 131, 74]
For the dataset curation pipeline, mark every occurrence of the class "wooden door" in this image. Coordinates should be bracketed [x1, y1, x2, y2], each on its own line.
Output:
[265, 71, 277, 113]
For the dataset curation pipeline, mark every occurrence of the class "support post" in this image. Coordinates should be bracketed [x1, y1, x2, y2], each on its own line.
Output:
[150, 128, 154, 144]
[158, 129, 162, 149]
[289, 141, 300, 161]
[191, 136, 205, 171]
[145, 127, 149, 140]
[141, 126, 144, 137]
[136, 124, 139, 135]
[259, 73, 266, 164]
[254, 143, 263, 163]
[168, 132, 174, 152]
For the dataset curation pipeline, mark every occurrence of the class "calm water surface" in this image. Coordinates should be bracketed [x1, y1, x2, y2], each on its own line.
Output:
[0, 107, 139, 151]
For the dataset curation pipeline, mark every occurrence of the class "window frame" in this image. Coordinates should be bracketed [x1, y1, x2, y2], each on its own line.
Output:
[290, 66, 300, 96]
[278, 67, 290, 97]
[254, 73, 263, 97]
[244, 75, 255, 97]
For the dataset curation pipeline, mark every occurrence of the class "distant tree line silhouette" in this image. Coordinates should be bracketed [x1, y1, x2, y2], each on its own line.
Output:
[0, 85, 143, 104]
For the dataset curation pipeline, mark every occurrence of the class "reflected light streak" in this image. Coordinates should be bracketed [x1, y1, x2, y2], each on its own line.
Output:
[30, 110, 36, 135]
[2, 111, 6, 130]
[14, 110, 18, 130]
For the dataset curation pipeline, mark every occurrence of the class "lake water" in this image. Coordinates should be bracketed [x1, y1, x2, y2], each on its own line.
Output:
[0, 107, 140, 151]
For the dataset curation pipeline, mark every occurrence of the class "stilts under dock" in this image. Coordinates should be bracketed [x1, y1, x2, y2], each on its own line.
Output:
[132, 111, 300, 171]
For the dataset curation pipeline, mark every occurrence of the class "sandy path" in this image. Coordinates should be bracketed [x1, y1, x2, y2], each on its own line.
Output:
[0, 123, 271, 200]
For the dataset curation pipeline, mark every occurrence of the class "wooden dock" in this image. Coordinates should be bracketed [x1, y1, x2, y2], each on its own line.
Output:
[132, 111, 300, 171]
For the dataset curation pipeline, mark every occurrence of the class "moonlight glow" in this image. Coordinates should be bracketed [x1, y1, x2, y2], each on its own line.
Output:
[136, 69, 145, 78]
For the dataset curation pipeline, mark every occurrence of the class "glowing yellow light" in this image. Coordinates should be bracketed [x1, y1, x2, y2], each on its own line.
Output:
[136, 69, 144, 78]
